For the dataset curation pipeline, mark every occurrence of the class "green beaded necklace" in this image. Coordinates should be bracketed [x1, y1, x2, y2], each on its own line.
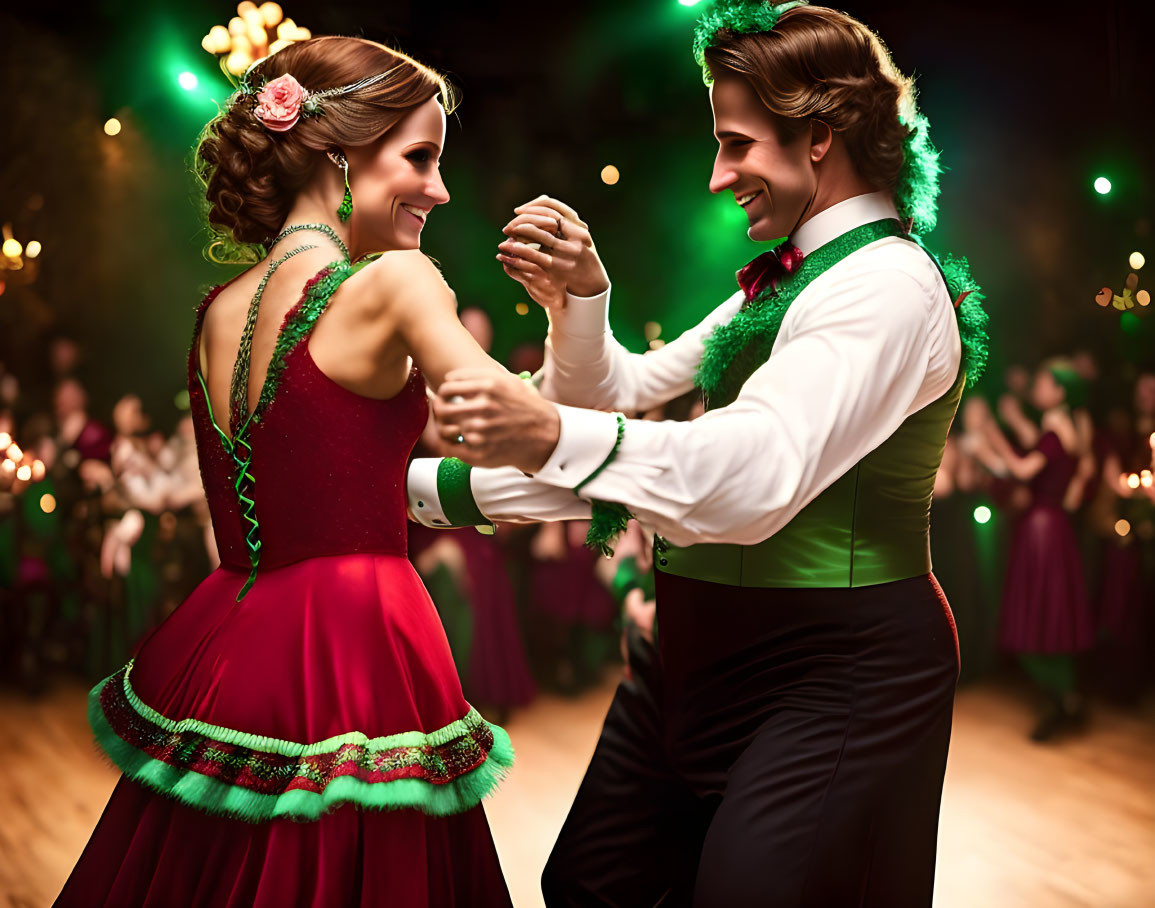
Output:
[229, 222, 350, 431]
[268, 222, 350, 261]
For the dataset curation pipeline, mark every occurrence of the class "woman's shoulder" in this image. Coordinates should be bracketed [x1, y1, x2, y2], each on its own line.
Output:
[350, 250, 457, 321]
[359, 249, 451, 292]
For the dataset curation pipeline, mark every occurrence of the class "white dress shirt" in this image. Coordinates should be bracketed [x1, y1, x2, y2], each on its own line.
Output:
[408, 191, 961, 545]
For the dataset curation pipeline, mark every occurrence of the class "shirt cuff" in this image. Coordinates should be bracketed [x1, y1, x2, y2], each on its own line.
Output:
[531, 404, 622, 490]
[470, 467, 593, 523]
[407, 458, 452, 527]
[547, 285, 611, 340]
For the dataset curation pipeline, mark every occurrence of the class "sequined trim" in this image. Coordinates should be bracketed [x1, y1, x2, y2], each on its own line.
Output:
[256, 260, 371, 421]
[90, 661, 514, 823]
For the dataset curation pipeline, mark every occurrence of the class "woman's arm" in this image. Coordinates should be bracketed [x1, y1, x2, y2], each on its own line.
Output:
[431, 251, 963, 547]
[983, 419, 1048, 482]
[370, 251, 580, 526]
[369, 249, 505, 390]
[997, 393, 1041, 450]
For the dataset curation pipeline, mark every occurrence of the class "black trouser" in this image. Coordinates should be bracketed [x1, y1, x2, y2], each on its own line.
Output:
[543, 572, 960, 908]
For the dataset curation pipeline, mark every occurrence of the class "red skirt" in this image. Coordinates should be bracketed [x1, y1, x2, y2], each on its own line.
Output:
[56, 552, 513, 906]
[999, 507, 1094, 653]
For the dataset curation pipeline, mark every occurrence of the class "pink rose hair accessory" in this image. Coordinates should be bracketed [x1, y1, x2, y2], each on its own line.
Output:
[254, 73, 306, 132]
[237, 59, 398, 134]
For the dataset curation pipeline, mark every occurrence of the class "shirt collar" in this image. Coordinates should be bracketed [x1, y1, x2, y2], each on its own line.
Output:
[790, 191, 899, 256]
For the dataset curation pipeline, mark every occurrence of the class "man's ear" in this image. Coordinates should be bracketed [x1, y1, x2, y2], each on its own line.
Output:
[810, 120, 834, 163]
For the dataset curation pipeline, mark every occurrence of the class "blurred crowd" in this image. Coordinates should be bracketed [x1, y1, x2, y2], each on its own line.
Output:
[3, 321, 1154, 741]
[933, 352, 1155, 739]
[0, 337, 212, 690]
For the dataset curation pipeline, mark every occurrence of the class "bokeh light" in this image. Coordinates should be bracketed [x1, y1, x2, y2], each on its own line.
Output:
[1131, 251, 1146, 270]
[24, 240, 41, 259]
[2, 238, 22, 258]
[973, 505, 992, 524]
[1116, 519, 1132, 537]
[1093, 176, 1112, 195]
[16, 465, 31, 481]
[40, 494, 56, 514]
[515, 302, 530, 316]
[600, 165, 620, 185]
[1139, 290, 1151, 307]
[1127, 473, 1141, 490]
[178, 71, 199, 91]
[104, 117, 122, 136]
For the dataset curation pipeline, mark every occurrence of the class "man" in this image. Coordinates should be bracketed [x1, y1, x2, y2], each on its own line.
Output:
[407, 2, 986, 904]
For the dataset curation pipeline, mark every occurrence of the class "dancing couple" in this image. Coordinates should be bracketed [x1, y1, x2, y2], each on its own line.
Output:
[58, 1, 987, 906]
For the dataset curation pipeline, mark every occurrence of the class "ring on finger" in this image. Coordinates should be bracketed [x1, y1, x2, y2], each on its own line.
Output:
[554, 218, 565, 240]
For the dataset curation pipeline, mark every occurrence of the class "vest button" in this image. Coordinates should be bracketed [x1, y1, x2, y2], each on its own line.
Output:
[658, 558, 668, 566]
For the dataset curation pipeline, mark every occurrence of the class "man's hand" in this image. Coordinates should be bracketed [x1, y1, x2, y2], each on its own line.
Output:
[433, 368, 562, 473]
[497, 195, 610, 312]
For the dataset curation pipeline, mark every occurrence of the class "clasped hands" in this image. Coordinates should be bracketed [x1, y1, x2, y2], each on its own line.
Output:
[431, 195, 609, 474]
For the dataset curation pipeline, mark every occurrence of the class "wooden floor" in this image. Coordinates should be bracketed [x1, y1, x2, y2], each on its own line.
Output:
[1, 677, 1153, 908]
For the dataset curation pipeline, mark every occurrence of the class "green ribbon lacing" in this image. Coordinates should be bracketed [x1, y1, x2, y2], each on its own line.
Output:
[198, 223, 356, 601]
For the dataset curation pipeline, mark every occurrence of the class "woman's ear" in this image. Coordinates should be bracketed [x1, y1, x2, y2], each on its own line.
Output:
[810, 120, 834, 163]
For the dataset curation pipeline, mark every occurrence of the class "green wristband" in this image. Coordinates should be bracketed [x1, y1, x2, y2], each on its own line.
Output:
[437, 457, 488, 528]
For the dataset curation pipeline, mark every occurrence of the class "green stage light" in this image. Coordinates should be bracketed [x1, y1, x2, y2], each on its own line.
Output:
[679, 0, 704, 6]
[178, 71, 198, 91]
[973, 505, 992, 525]
[1093, 176, 1112, 195]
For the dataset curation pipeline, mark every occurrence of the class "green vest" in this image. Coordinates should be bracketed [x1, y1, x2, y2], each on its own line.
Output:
[657, 223, 964, 589]
[655, 367, 964, 588]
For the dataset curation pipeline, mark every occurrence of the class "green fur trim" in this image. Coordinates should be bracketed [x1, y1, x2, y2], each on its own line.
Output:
[696, 220, 990, 407]
[696, 219, 906, 408]
[586, 500, 633, 558]
[693, 0, 809, 81]
[896, 111, 942, 235]
[89, 663, 514, 823]
[940, 254, 989, 389]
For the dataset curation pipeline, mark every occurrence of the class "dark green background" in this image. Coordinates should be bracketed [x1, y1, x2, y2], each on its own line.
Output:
[2, 0, 1153, 426]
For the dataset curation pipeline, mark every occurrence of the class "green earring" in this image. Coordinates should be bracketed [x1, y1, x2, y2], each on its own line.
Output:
[333, 152, 353, 223]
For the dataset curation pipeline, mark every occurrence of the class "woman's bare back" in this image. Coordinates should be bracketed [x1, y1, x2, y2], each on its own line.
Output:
[198, 247, 414, 438]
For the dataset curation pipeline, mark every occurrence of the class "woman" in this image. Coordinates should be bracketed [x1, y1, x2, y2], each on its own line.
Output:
[988, 360, 1094, 740]
[57, 37, 514, 906]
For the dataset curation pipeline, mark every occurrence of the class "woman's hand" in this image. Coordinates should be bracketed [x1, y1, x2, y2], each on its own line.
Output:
[497, 195, 609, 312]
[432, 367, 561, 473]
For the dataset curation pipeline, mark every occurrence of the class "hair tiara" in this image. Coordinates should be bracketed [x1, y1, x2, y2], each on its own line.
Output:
[233, 58, 398, 132]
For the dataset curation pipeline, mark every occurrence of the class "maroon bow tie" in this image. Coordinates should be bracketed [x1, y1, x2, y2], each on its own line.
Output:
[736, 242, 804, 304]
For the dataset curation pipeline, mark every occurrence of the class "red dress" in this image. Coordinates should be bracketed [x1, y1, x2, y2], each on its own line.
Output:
[999, 430, 1094, 653]
[57, 262, 513, 906]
